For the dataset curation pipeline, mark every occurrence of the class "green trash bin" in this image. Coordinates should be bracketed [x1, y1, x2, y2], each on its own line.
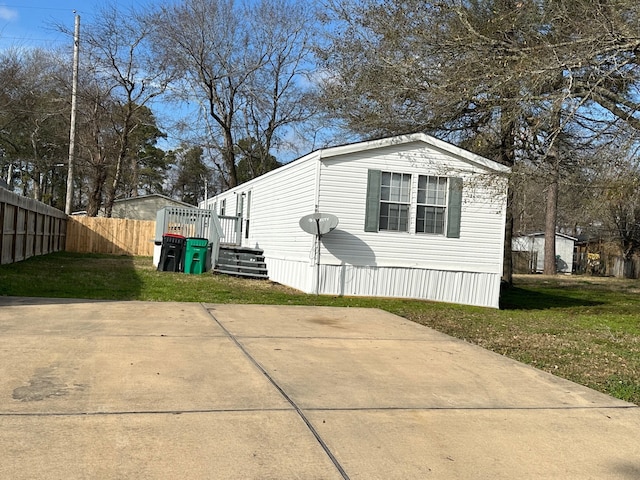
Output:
[184, 237, 210, 274]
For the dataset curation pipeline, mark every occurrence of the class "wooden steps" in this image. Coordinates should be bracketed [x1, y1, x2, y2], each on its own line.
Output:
[214, 246, 269, 280]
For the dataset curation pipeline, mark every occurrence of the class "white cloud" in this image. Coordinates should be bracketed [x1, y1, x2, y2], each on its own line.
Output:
[0, 6, 18, 21]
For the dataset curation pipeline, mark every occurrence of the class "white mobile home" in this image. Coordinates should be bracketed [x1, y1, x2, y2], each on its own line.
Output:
[201, 133, 510, 308]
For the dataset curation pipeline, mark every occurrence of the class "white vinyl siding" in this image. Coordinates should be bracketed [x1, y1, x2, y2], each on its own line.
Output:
[319, 142, 506, 276]
[202, 154, 319, 288]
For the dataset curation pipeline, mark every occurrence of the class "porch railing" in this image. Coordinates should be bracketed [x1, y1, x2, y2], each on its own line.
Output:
[218, 215, 242, 246]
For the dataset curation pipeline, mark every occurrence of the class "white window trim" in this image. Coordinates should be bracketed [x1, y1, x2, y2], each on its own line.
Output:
[416, 175, 449, 236]
[365, 169, 463, 238]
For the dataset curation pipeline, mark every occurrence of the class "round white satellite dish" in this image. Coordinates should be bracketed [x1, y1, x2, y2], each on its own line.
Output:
[299, 212, 339, 236]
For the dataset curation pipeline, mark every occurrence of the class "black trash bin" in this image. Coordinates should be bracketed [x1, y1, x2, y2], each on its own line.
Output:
[157, 234, 186, 272]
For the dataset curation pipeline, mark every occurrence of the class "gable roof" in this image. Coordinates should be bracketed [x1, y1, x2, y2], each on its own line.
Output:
[114, 193, 193, 207]
[318, 133, 511, 173]
[524, 232, 578, 242]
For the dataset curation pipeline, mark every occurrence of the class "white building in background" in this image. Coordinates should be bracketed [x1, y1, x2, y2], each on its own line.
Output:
[512, 232, 577, 274]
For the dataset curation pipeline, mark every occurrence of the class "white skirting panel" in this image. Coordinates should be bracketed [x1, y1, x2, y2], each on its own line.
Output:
[318, 264, 501, 308]
[265, 257, 501, 308]
[265, 256, 316, 294]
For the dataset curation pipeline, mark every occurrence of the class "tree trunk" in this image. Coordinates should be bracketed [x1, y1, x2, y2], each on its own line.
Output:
[543, 103, 562, 275]
[104, 118, 135, 217]
[131, 155, 139, 197]
[104, 151, 125, 218]
[32, 169, 43, 202]
[499, 114, 516, 285]
[543, 173, 559, 275]
[223, 126, 237, 188]
[87, 165, 107, 217]
[30, 132, 42, 201]
[503, 185, 515, 284]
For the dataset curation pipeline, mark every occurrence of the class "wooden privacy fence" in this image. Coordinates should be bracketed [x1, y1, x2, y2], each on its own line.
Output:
[1, 189, 67, 265]
[66, 216, 156, 256]
[611, 256, 640, 279]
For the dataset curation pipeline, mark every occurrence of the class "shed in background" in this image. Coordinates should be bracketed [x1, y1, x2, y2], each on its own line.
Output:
[111, 194, 193, 221]
[512, 232, 577, 274]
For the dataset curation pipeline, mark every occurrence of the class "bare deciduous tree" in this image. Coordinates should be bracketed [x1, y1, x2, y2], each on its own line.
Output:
[148, 0, 317, 189]
[0, 48, 69, 206]
[77, 4, 173, 216]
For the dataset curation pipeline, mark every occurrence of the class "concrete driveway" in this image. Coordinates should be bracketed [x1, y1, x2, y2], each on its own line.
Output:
[0, 298, 639, 479]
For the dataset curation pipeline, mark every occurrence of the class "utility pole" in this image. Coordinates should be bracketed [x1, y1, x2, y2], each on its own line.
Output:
[65, 12, 80, 215]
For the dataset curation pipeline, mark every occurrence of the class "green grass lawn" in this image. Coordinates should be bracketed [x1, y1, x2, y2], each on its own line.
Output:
[2, 252, 639, 404]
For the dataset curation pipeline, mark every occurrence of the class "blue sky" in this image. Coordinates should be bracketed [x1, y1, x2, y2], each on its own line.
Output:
[0, 0, 332, 159]
[0, 1, 158, 50]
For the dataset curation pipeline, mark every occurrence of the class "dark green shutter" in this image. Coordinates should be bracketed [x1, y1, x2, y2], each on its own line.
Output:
[365, 169, 381, 232]
[446, 177, 463, 238]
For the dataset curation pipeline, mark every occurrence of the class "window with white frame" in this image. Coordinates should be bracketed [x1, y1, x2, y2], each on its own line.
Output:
[365, 169, 463, 238]
[416, 175, 448, 235]
[379, 171, 411, 231]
